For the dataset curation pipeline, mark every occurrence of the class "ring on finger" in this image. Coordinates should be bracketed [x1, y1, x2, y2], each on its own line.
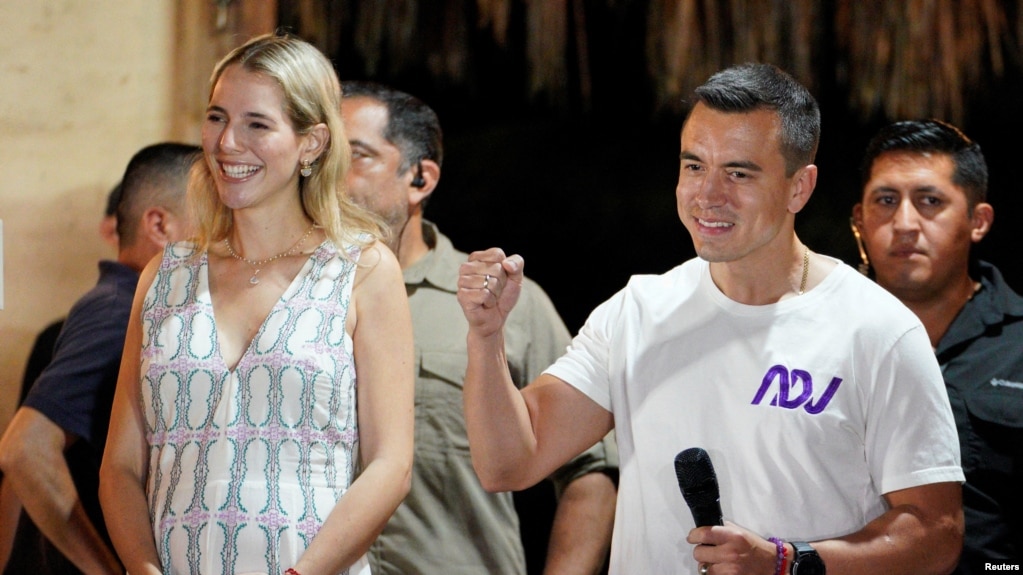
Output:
[483, 274, 491, 290]
[699, 563, 709, 575]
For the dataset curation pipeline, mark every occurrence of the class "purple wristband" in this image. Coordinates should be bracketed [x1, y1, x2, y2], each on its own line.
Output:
[768, 537, 787, 575]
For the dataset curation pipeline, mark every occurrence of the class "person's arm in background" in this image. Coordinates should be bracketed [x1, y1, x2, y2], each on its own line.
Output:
[0, 410, 122, 575]
[543, 436, 617, 575]
[0, 319, 66, 570]
[0, 478, 21, 569]
[514, 276, 618, 575]
[0, 309, 122, 575]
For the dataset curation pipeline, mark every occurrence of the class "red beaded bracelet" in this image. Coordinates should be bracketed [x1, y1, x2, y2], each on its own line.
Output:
[768, 537, 788, 575]
[284, 569, 302, 575]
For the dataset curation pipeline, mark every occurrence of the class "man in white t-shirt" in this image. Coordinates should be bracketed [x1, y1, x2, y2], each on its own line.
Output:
[456, 63, 964, 575]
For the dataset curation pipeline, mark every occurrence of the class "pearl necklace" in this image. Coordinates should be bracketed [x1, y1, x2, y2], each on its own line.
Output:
[223, 224, 317, 285]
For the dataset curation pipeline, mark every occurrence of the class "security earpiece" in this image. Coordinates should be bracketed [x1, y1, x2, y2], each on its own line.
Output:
[411, 160, 426, 188]
[849, 217, 871, 275]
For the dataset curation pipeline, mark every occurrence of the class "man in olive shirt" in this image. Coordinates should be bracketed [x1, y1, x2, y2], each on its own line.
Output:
[342, 81, 617, 575]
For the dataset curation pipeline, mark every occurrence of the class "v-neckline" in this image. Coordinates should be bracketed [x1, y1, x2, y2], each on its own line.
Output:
[203, 242, 325, 375]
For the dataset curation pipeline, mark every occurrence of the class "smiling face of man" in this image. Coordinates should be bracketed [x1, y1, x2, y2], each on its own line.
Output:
[676, 103, 812, 268]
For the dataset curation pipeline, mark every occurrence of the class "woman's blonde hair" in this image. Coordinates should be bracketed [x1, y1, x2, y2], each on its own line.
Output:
[189, 32, 385, 256]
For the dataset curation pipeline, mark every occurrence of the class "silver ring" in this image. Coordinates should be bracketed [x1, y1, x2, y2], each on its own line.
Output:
[699, 563, 709, 575]
[483, 274, 491, 289]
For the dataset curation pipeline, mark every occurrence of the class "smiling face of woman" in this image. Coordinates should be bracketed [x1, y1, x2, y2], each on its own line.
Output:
[201, 64, 310, 212]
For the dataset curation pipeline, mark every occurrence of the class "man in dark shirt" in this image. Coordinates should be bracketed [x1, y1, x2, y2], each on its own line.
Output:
[0, 182, 121, 574]
[0, 143, 199, 574]
[853, 119, 1022, 573]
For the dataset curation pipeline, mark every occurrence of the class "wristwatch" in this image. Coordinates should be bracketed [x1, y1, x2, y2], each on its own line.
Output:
[789, 541, 826, 575]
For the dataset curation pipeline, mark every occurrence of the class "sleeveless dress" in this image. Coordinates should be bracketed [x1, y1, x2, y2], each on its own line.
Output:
[139, 240, 370, 575]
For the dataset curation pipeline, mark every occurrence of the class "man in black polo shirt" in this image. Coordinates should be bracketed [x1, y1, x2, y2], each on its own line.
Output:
[853, 119, 1022, 573]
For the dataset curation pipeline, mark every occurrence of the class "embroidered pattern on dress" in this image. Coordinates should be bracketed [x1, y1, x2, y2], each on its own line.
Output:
[140, 241, 361, 575]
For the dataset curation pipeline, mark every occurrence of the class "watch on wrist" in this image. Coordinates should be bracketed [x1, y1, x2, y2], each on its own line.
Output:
[789, 541, 826, 575]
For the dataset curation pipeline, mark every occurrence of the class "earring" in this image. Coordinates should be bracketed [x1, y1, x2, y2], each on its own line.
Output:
[300, 159, 313, 178]
[849, 217, 871, 275]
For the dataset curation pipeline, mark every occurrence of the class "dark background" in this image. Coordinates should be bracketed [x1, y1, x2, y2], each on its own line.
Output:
[282, 1, 1023, 335]
[281, 2, 1023, 571]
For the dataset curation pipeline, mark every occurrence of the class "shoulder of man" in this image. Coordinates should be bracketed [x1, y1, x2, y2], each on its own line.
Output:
[976, 260, 1023, 317]
[21, 264, 135, 441]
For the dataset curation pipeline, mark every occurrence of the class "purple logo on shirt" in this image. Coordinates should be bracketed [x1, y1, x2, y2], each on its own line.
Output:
[750, 365, 842, 414]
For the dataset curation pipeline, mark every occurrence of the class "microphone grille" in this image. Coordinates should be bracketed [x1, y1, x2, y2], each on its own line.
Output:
[674, 447, 718, 505]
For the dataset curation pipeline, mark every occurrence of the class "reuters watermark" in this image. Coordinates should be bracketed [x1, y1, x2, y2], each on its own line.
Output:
[985, 564, 1021, 571]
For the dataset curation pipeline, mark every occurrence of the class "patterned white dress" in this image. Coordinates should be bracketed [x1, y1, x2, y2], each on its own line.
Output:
[139, 240, 370, 575]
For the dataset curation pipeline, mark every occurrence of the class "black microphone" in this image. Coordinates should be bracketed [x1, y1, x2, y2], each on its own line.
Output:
[674, 447, 724, 527]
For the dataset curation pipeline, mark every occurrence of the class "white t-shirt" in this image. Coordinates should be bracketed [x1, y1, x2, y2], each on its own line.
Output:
[545, 257, 963, 575]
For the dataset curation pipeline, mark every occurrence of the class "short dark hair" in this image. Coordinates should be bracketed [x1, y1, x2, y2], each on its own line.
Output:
[860, 119, 988, 209]
[116, 143, 200, 246]
[691, 63, 820, 176]
[104, 181, 123, 217]
[341, 80, 444, 173]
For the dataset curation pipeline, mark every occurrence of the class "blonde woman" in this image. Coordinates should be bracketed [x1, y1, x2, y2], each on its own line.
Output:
[100, 34, 413, 575]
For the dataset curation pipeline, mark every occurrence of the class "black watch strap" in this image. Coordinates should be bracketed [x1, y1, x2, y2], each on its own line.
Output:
[790, 541, 826, 575]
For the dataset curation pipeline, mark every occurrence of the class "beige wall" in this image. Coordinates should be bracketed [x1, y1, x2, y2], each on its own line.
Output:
[0, 1, 180, 431]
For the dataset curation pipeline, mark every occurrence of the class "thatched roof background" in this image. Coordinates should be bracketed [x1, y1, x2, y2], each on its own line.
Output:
[261, 8, 1021, 561]
[280, 0, 1023, 124]
[267, 0, 1023, 339]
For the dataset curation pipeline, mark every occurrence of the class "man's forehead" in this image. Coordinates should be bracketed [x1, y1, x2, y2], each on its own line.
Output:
[868, 152, 955, 182]
[345, 96, 388, 118]
[343, 99, 396, 145]
[864, 154, 966, 199]
[874, 150, 951, 169]
[679, 106, 783, 163]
